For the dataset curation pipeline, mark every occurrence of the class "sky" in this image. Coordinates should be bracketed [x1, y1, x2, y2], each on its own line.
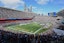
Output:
[0, 0, 64, 15]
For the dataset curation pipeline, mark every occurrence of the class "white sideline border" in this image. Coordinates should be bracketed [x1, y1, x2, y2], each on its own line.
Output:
[6, 22, 52, 34]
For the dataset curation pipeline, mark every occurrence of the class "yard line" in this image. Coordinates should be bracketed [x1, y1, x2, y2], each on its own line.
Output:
[34, 27, 43, 34]
[19, 30, 34, 34]
[34, 24, 45, 34]
[7, 27, 34, 34]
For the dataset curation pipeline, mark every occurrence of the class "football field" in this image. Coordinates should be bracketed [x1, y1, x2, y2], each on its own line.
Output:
[5, 22, 52, 34]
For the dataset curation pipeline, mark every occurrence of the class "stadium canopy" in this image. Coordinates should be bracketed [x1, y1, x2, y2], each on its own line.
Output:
[53, 29, 64, 36]
[57, 9, 64, 17]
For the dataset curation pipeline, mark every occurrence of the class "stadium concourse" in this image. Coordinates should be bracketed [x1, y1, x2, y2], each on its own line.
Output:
[0, 7, 64, 43]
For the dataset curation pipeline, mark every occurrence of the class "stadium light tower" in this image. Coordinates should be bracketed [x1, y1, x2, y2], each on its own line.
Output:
[24, 4, 32, 12]
[29, 5, 32, 12]
[24, 4, 27, 12]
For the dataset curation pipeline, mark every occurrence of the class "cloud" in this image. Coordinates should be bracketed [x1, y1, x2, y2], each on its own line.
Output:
[32, 6, 43, 14]
[32, 6, 37, 9]
[35, 0, 53, 5]
[0, 0, 25, 9]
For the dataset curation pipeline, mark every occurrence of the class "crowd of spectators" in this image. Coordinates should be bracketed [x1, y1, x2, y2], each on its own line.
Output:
[0, 30, 64, 43]
[0, 7, 35, 19]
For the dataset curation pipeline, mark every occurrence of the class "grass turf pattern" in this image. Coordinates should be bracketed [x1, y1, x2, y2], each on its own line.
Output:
[5, 22, 52, 34]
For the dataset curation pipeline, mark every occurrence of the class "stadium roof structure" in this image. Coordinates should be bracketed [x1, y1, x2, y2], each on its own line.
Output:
[53, 29, 64, 36]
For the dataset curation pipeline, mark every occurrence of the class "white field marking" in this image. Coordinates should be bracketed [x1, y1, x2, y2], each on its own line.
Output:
[18, 30, 35, 34]
[34, 27, 43, 34]
[6, 22, 52, 34]
[43, 23, 52, 28]
[19, 22, 33, 25]
[34, 24, 52, 34]
[6, 25, 35, 34]
[19, 22, 39, 26]
[33, 23, 47, 34]
[7, 27, 35, 34]
[7, 27, 17, 30]
[19, 23, 30, 25]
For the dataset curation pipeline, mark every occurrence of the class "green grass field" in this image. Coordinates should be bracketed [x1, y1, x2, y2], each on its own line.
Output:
[5, 22, 52, 34]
